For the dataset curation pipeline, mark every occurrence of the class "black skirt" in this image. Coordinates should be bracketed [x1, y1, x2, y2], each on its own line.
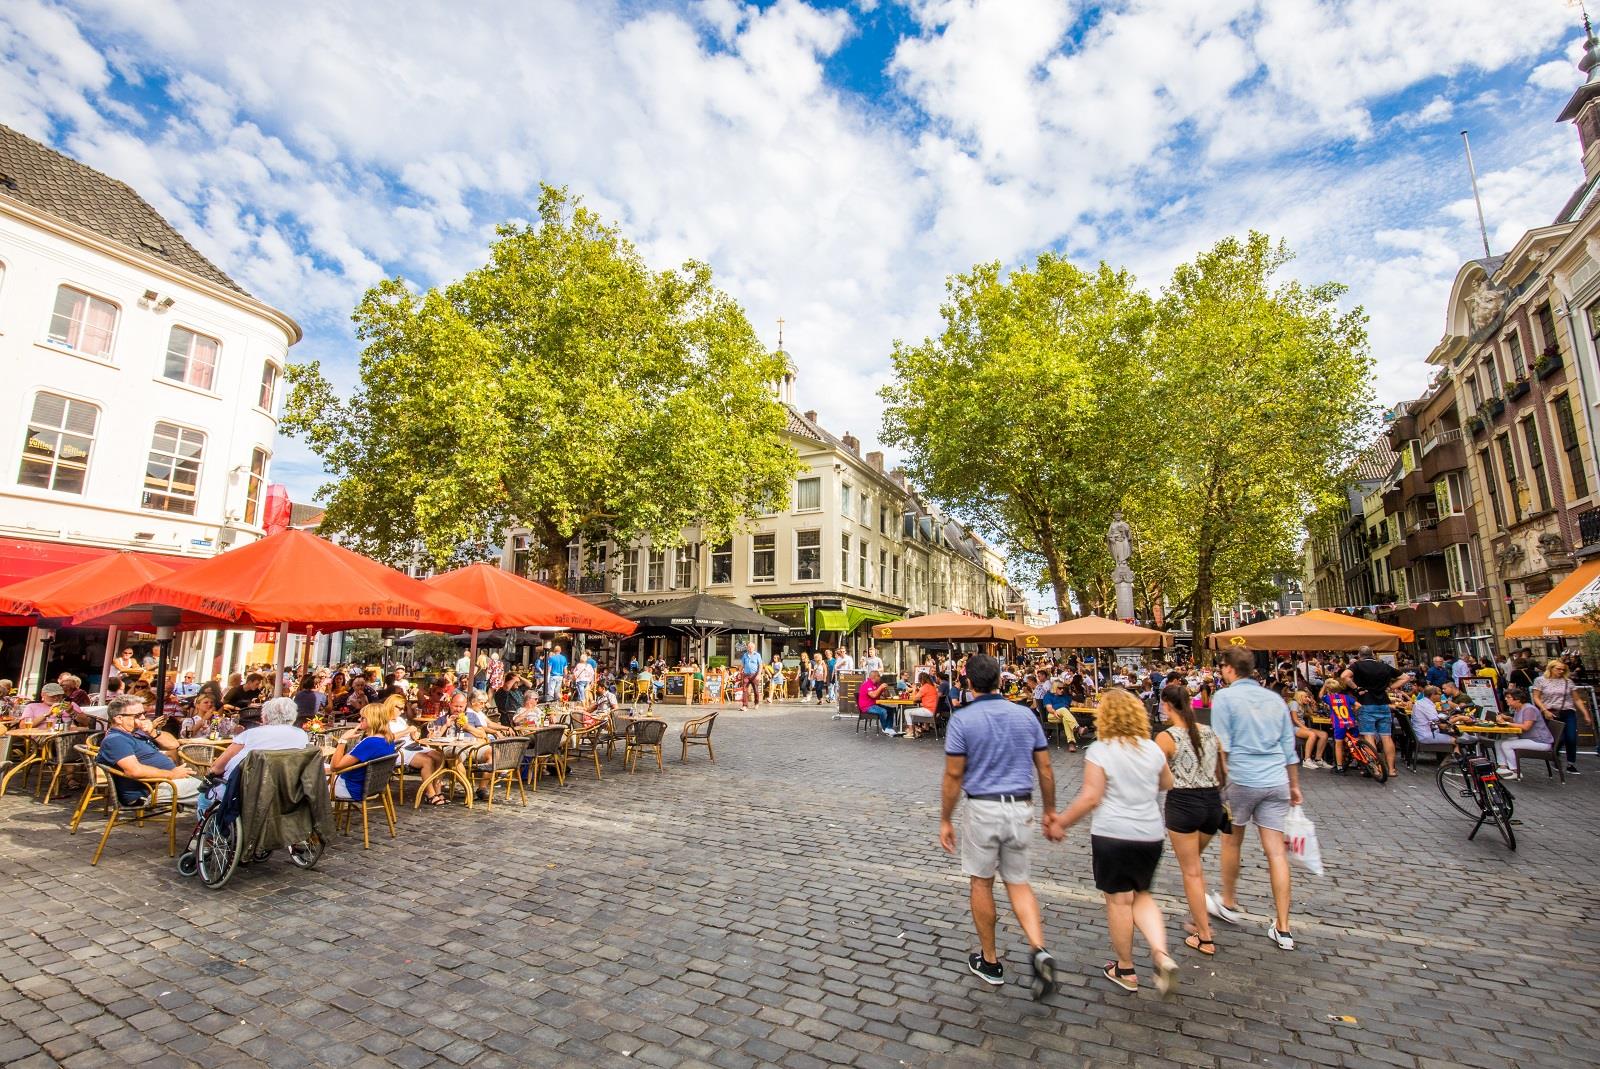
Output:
[1165, 786, 1229, 835]
[1090, 835, 1163, 894]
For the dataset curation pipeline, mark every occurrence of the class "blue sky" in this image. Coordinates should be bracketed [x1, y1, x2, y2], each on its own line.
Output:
[0, 0, 1588, 503]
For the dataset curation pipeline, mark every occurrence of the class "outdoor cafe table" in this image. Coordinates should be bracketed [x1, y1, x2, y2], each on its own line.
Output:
[0, 727, 73, 798]
[878, 697, 918, 734]
[411, 735, 486, 809]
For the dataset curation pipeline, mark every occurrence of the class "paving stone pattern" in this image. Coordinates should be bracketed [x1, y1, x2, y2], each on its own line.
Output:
[2, 701, 1599, 1068]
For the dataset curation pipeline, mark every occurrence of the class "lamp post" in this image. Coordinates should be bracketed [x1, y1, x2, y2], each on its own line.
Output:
[34, 628, 56, 701]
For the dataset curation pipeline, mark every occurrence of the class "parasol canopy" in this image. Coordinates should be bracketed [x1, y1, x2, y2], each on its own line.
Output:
[69, 529, 494, 633]
[1019, 615, 1173, 649]
[1208, 614, 1399, 653]
[423, 563, 636, 634]
[872, 612, 1027, 642]
[1298, 608, 1414, 644]
[624, 592, 791, 635]
[0, 551, 185, 625]
[1505, 557, 1600, 639]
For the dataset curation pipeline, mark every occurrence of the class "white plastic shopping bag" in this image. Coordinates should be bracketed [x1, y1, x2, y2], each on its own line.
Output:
[1284, 805, 1323, 876]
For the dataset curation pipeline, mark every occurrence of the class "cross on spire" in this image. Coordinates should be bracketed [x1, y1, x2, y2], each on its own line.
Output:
[777, 316, 785, 350]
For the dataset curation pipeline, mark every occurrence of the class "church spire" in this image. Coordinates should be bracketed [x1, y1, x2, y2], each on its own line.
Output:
[1558, 7, 1600, 181]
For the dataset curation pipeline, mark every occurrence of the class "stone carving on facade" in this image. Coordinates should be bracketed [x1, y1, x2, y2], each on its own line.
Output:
[1464, 279, 1504, 332]
[1496, 541, 1526, 569]
[1538, 531, 1569, 563]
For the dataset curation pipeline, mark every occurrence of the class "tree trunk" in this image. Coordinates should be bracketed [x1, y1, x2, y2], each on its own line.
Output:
[537, 519, 569, 591]
[1038, 526, 1072, 618]
[1192, 554, 1214, 666]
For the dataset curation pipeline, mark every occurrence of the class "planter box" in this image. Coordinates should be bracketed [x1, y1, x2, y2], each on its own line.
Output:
[1506, 379, 1531, 400]
[1536, 355, 1564, 380]
[1486, 397, 1506, 419]
[1466, 415, 1485, 436]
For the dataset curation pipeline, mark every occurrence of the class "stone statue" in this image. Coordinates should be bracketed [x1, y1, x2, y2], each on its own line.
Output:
[1107, 511, 1136, 621]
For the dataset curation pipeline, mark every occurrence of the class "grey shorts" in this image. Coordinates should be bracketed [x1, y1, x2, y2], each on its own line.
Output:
[962, 799, 1033, 883]
[1224, 782, 1291, 833]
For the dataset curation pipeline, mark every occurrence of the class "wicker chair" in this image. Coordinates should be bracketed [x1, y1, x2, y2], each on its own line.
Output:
[330, 754, 399, 848]
[177, 742, 222, 777]
[89, 763, 194, 866]
[68, 743, 105, 833]
[566, 721, 607, 780]
[523, 726, 567, 791]
[38, 729, 97, 804]
[679, 711, 718, 763]
[626, 718, 668, 773]
[602, 711, 634, 761]
[472, 737, 530, 808]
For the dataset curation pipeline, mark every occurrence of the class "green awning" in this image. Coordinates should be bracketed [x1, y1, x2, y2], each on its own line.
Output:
[816, 609, 848, 632]
[848, 607, 899, 631]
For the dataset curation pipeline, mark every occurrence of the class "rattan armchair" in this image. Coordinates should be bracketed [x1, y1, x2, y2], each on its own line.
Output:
[679, 711, 718, 763]
[330, 754, 399, 848]
[68, 743, 104, 833]
[565, 720, 607, 780]
[625, 718, 668, 773]
[472, 737, 529, 808]
[89, 763, 194, 866]
[523, 726, 567, 791]
[39, 729, 96, 804]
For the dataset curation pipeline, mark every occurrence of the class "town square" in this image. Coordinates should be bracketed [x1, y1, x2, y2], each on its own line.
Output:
[3, 2, 1600, 1067]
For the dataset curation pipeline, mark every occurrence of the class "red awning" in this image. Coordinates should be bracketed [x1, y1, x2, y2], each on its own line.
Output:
[0, 538, 204, 627]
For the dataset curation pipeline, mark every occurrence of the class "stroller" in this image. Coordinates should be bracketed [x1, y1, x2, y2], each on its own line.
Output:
[178, 747, 334, 889]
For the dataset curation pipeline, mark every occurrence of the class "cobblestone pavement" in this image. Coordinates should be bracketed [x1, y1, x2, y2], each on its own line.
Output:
[2, 701, 1599, 1069]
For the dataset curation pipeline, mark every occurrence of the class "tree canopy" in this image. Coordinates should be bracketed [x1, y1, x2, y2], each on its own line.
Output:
[882, 233, 1373, 656]
[284, 186, 801, 582]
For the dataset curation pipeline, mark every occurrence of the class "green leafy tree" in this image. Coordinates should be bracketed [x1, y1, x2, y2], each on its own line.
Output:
[342, 629, 386, 665]
[881, 255, 1157, 617]
[411, 632, 462, 668]
[284, 186, 801, 582]
[1136, 233, 1373, 658]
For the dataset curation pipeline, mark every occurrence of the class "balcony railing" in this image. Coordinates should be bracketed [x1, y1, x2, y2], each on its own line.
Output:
[1419, 426, 1464, 456]
[576, 576, 608, 594]
[1579, 508, 1600, 553]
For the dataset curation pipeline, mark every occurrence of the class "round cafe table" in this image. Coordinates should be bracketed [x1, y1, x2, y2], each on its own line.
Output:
[411, 735, 486, 809]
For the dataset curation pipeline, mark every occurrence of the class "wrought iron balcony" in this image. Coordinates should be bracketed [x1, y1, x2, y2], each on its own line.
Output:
[1577, 507, 1600, 557]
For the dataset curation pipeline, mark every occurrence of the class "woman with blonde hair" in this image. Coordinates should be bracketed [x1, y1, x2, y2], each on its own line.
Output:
[1530, 658, 1590, 774]
[1049, 688, 1178, 995]
[1288, 689, 1329, 770]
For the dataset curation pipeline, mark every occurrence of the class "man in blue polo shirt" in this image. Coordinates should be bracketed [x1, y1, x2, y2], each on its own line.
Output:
[939, 654, 1059, 1000]
[738, 641, 764, 709]
[545, 644, 569, 702]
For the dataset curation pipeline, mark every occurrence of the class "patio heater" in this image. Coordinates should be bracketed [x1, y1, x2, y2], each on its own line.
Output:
[34, 627, 56, 701]
[152, 606, 180, 714]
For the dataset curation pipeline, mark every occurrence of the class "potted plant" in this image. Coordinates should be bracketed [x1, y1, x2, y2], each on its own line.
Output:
[1484, 395, 1506, 419]
[1466, 414, 1485, 435]
[1535, 345, 1564, 379]
[1506, 376, 1531, 400]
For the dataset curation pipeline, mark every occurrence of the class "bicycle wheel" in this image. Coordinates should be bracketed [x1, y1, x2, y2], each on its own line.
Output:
[1436, 761, 1477, 817]
[196, 814, 240, 888]
[1488, 784, 1517, 849]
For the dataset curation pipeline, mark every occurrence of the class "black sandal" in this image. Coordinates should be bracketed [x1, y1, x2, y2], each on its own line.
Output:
[1184, 934, 1216, 955]
[1103, 962, 1137, 992]
[426, 794, 447, 806]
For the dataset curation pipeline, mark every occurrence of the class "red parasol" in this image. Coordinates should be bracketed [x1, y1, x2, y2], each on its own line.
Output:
[422, 563, 636, 634]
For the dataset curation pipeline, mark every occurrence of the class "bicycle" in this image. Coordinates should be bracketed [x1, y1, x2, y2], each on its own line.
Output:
[1343, 734, 1389, 784]
[1436, 738, 1516, 850]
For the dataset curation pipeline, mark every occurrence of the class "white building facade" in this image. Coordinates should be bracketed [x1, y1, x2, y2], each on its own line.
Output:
[0, 124, 300, 692]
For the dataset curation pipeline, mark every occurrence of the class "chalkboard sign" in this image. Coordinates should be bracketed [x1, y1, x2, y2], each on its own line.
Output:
[665, 674, 686, 697]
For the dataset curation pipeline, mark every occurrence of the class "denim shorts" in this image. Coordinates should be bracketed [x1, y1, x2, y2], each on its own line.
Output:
[1357, 704, 1392, 736]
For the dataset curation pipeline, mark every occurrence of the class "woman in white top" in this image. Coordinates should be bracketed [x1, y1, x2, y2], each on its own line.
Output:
[1049, 688, 1179, 996]
[1155, 684, 1227, 957]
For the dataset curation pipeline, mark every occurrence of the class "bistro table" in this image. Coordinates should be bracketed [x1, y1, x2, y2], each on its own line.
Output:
[411, 735, 486, 809]
[878, 697, 919, 735]
[0, 727, 69, 798]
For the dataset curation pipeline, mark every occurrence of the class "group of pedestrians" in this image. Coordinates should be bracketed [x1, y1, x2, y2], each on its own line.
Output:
[940, 648, 1301, 1000]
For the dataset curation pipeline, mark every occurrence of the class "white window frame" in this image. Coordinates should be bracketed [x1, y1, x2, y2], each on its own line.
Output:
[794, 529, 821, 582]
[859, 491, 870, 527]
[18, 391, 99, 495]
[646, 548, 666, 591]
[620, 549, 639, 593]
[841, 533, 852, 587]
[46, 284, 120, 361]
[858, 538, 869, 586]
[258, 361, 281, 414]
[709, 540, 733, 585]
[673, 547, 694, 589]
[841, 481, 853, 519]
[751, 532, 776, 584]
[1504, 328, 1526, 379]
[161, 324, 221, 393]
[795, 476, 821, 512]
[141, 420, 207, 515]
[243, 447, 270, 526]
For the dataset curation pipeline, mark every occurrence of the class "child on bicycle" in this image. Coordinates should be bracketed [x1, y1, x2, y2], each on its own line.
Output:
[1321, 678, 1359, 774]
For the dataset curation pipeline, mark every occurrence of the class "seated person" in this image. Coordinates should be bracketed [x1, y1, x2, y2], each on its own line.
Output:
[636, 668, 658, 704]
[329, 703, 398, 801]
[172, 670, 201, 701]
[202, 698, 311, 813]
[222, 672, 264, 712]
[579, 686, 619, 727]
[1493, 686, 1554, 781]
[98, 696, 203, 805]
[1288, 689, 1329, 769]
[16, 683, 68, 727]
[1039, 680, 1078, 751]
[908, 673, 940, 739]
[180, 694, 223, 738]
[382, 694, 446, 806]
[857, 670, 898, 737]
[1410, 685, 1457, 749]
[512, 689, 544, 727]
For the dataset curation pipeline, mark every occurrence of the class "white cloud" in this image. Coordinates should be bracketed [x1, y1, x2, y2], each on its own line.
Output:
[0, 0, 1590, 505]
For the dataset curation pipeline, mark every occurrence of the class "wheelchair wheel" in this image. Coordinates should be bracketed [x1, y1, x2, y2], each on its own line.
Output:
[286, 833, 324, 870]
[176, 850, 198, 877]
[196, 813, 241, 889]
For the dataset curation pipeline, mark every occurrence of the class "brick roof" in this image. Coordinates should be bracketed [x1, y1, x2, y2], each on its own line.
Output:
[1350, 435, 1399, 483]
[0, 123, 246, 295]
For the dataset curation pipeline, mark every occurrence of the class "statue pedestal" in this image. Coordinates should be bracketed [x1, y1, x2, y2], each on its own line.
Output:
[1114, 583, 1135, 623]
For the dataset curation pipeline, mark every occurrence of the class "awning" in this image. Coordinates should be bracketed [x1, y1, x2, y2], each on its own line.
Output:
[0, 538, 205, 627]
[815, 609, 848, 632]
[1505, 558, 1600, 638]
[815, 606, 898, 633]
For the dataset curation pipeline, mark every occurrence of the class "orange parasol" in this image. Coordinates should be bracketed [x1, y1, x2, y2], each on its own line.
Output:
[1208, 614, 1399, 652]
[1299, 609, 1414, 644]
[872, 612, 1028, 642]
[423, 563, 636, 634]
[1018, 615, 1172, 649]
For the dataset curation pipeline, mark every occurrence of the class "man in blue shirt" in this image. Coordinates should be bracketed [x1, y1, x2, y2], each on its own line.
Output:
[172, 671, 201, 700]
[1425, 655, 1452, 689]
[545, 645, 569, 702]
[738, 641, 764, 709]
[1210, 647, 1302, 951]
[939, 654, 1059, 1000]
[98, 696, 202, 806]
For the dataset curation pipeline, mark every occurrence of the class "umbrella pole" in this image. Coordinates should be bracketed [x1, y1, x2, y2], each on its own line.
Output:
[100, 626, 117, 699]
[467, 629, 479, 694]
[272, 622, 288, 697]
[154, 638, 170, 717]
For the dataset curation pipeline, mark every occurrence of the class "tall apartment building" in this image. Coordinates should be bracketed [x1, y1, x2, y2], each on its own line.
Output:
[0, 124, 300, 689]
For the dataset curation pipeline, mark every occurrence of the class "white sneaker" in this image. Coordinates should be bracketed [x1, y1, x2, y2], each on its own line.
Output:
[1206, 892, 1243, 926]
[1495, 767, 1519, 780]
[1267, 923, 1294, 951]
[1303, 759, 1322, 770]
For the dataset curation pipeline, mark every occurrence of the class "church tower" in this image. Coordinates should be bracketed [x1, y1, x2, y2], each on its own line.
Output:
[1558, 16, 1600, 181]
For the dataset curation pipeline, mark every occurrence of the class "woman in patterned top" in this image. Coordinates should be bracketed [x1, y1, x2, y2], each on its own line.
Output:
[1156, 683, 1227, 956]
